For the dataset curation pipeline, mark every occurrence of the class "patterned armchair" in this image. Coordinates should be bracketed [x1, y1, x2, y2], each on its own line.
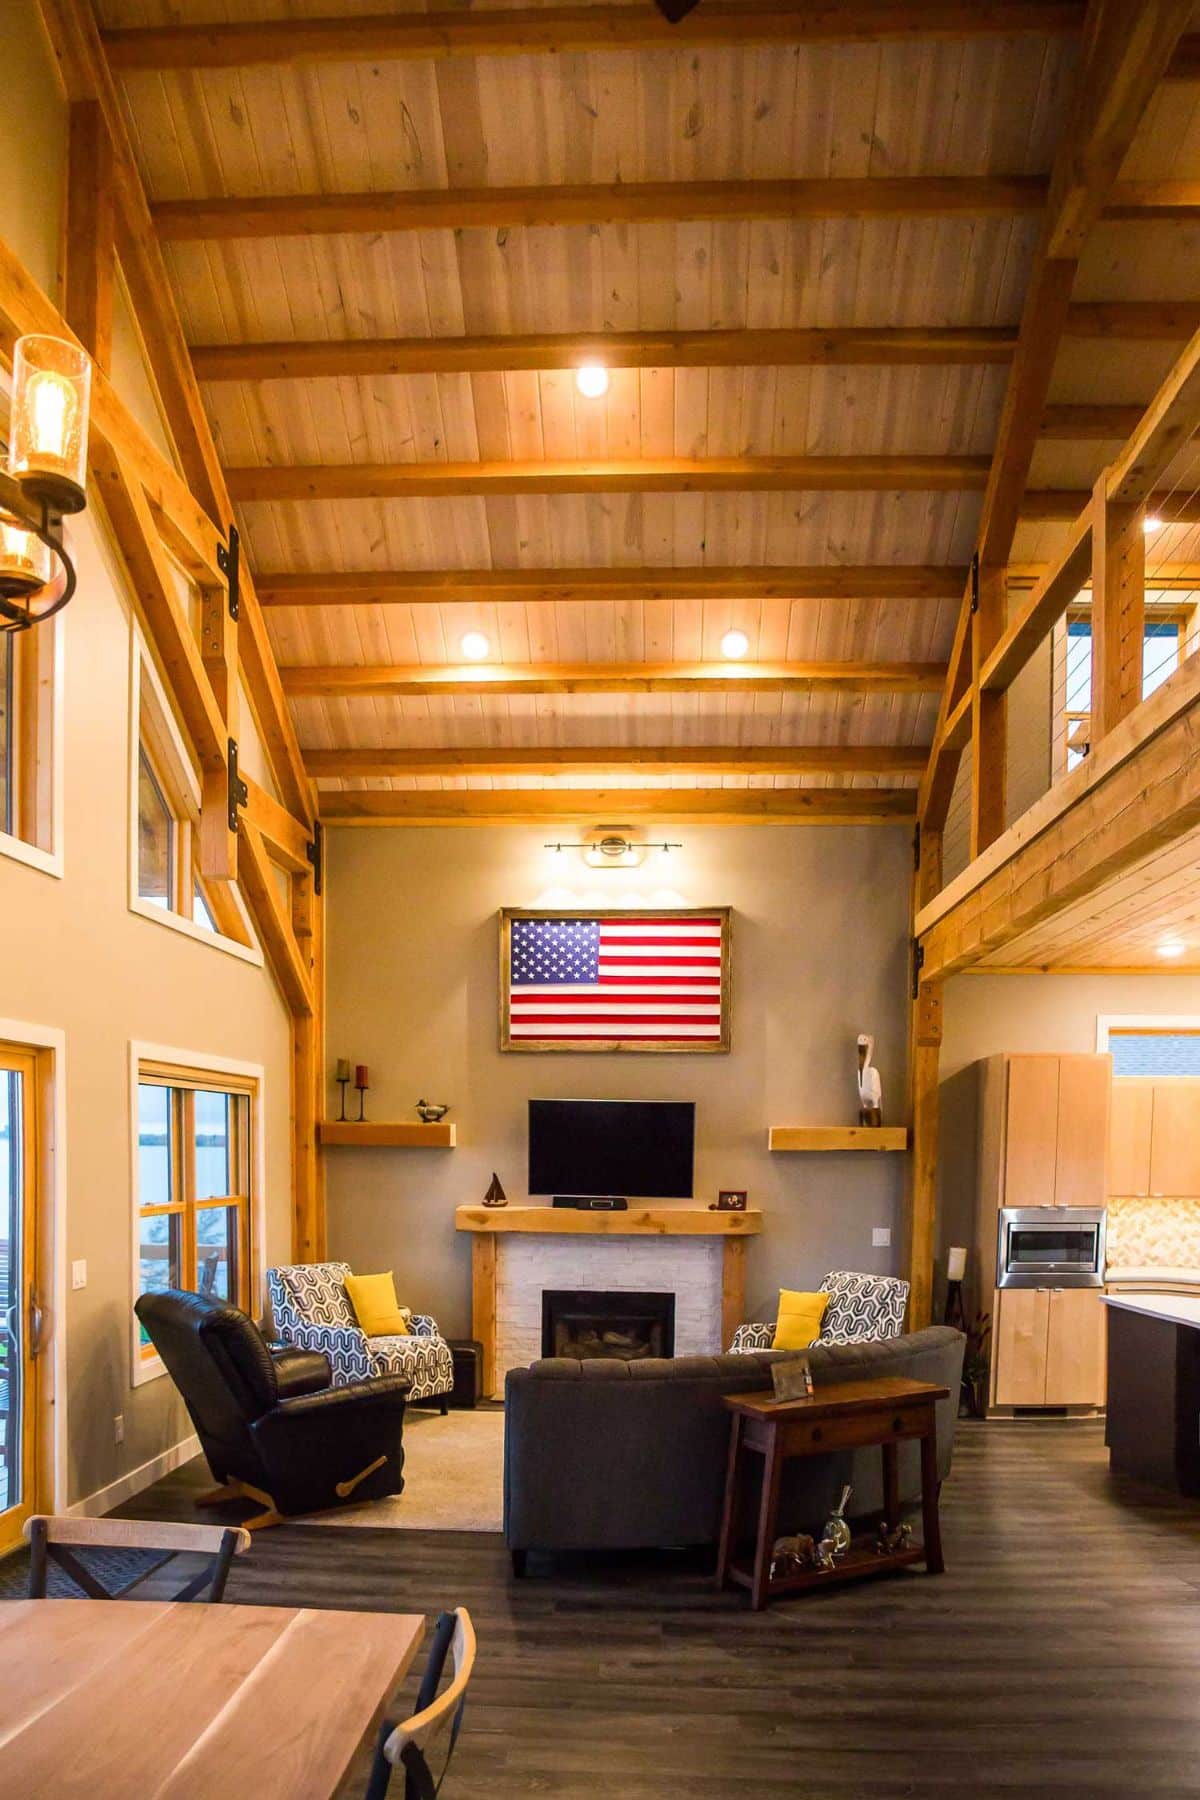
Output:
[730, 1270, 910, 1353]
[267, 1262, 454, 1409]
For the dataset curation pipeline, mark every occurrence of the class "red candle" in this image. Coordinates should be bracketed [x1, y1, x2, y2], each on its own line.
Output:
[355, 1064, 369, 1088]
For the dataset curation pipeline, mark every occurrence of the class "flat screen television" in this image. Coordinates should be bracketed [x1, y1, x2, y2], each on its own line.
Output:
[528, 1098, 695, 1199]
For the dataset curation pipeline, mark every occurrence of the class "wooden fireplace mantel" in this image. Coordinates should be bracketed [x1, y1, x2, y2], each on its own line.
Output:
[456, 1205, 763, 1396]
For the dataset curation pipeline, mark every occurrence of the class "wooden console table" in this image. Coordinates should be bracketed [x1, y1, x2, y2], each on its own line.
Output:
[716, 1376, 949, 1609]
[455, 1204, 762, 1397]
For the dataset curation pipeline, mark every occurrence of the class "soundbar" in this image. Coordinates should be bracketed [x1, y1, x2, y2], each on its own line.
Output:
[551, 1195, 629, 1211]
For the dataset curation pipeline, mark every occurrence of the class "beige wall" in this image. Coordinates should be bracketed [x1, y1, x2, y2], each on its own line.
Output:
[0, 3, 294, 1507]
[324, 823, 913, 1334]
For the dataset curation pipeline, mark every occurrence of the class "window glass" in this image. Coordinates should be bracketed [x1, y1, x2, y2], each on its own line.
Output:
[1110, 1032, 1200, 1078]
[194, 1089, 231, 1199]
[1064, 617, 1186, 769]
[196, 1206, 238, 1301]
[193, 886, 216, 932]
[137, 1083, 172, 1207]
[137, 749, 173, 906]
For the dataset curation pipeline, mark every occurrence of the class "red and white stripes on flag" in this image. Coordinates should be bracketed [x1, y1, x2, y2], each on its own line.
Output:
[508, 915, 726, 1044]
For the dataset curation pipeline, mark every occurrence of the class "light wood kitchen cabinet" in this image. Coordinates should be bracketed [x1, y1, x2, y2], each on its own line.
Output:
[1001, 1058, 1060, 1209]
[1109, 1081, 1153, 1197]
[992, 1287, 1107, 1408]
[980, 1053, 1111, 1219]
[1108, 1079, 1200, 1199]
[1054, 1059, 1113, 1208]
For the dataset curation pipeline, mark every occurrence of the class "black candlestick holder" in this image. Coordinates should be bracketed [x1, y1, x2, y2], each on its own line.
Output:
[355, 1077, 369, 1121]
[336, 1078, 350, 1122]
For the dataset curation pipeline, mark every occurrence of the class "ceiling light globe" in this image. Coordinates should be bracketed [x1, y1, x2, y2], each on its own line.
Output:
[575, 362, 609, 400]
[460, 631, 490, 660]
[1156, 938, 1186, 960]
[720, 628, 750, 660]
[1143, 516, 1163, 534]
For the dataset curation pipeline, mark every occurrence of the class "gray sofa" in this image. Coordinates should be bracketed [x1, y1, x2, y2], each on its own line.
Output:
[504, 1326, 965, 1570]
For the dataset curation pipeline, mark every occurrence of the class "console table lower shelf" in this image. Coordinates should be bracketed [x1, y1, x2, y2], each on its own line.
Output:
[716, 1376, 949, 1609]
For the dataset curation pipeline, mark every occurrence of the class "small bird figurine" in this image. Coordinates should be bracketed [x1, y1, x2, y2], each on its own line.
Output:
[416, 1099, 450, 1124]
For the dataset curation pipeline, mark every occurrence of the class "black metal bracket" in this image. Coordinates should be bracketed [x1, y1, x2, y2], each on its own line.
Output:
[226, 737, 248, 831]
[911, 940, 925, 1000]
[912, 821, 921, 871]
[306, 820, 324, 895]
[217, 525, 240, 622]
[968, 550, 980, 616]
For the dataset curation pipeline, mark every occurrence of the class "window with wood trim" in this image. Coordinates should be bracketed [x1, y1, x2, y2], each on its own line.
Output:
[135, 1063, 256, 1367]
[0, 623, 56, 859]
[133, 649, 251, 948]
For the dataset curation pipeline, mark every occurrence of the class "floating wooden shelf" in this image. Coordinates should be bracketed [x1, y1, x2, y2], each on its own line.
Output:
[318, 1120, 456, 1148]
[768, 1126, 909, 1153]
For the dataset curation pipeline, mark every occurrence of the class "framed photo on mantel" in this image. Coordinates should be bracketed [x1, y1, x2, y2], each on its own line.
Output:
[499, 907, 732, 1054]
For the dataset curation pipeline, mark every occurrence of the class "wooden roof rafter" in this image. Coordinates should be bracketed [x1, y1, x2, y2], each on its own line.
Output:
[318, 789, 920, 826]
[303, 746, 931, 779]
[280, 660, 946, 699]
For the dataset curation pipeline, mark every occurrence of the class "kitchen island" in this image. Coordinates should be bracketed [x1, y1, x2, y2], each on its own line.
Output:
[1100, 1292, 1200, 1494]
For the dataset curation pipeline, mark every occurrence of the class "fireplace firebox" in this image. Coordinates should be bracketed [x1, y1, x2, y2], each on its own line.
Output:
[541, 1289, 676, 1362]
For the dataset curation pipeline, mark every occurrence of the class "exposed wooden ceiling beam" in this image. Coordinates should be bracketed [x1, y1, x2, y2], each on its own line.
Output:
[1010, 561, 1200, 589]
[1104, 181, 1200, 220]
[318, 787, 919, 825]
[255, 565, 968, 607]
[1065, 301, 1200, 339]
[190, 325, 1020, 381]
[1040, 403, 1146, 439]
[151, 176, 1049, 241]
[303, 745, 929, 778]
[1020, 490, 1200, 521]
[281, 661, 945, 698]
[101, 3, 1088, 69]
[227, 455, 990, 503]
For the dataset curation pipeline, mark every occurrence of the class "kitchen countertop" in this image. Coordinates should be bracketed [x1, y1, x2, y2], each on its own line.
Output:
[1100, 1292, 1200, 1329]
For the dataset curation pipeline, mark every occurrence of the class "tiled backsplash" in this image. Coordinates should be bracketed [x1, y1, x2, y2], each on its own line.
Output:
[1107, 1195, 1200, 1270]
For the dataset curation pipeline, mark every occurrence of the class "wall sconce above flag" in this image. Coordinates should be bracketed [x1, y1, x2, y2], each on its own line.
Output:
[544, 829, 682, 869]
[0, 334, 93, 633]
[499, 906, 731, 1053]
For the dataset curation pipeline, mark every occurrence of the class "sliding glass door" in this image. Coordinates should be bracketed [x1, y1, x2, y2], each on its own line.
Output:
[0, 1047, 40, 1553]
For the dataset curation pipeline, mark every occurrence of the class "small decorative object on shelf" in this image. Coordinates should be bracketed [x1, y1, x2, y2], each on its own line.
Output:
[483, 1171, 508, 1208]
[856, 1032, 883, 1126]
[334, 1058, 351, 1122]
[770, 1533, 816, 1581]
[875, 1520, 914, 1557]
[354, 1063, 369, 1122]
[709, 1188, 747, 1212]
[770, 1356, 814, 1403]
[821, 1485, 853, 1558]
[415, 1099, 450, 1124]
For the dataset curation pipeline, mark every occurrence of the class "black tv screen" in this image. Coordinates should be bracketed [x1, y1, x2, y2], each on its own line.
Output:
[528, 1099, 695, 1200]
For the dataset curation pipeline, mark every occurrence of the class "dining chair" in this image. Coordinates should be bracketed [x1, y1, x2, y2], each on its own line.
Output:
[25, 1515, 251, 1602]
[365, 1607, 477, 1800]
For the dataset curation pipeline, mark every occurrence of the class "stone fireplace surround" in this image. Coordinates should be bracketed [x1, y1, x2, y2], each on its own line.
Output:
[455, 1205, 763, 1397]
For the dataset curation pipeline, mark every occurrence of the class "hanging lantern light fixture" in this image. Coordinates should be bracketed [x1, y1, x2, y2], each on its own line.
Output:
[0, 334, 92, 634]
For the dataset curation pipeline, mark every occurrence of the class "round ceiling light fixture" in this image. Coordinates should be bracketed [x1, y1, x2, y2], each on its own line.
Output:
[575, 362, 610, 400]
[1144, 516, 1164, 534]
[459, 630, 490, 660]
[720, 628, 750, 660]
[1156, 937, 1187, 960]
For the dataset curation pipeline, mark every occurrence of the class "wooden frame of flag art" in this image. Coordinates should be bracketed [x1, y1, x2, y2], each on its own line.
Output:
[498, 907, 732, 1054]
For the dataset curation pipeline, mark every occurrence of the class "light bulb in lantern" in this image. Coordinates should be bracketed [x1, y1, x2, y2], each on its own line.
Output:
[575, 362, 609, 399]
[460, 630, 490, 660]
[0, 514, 52, 598]
[720, 628, 750, 660]
[1144, 516, 1163, 534]
[9, 334, 92, 513]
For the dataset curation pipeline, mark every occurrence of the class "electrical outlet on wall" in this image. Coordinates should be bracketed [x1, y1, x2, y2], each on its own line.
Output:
[71, 1260, 87, 1290]
[113, 1415, 124, 1445]
[872, 1227, 891, 1248]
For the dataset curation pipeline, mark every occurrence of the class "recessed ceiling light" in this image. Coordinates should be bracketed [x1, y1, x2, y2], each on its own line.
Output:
[720, 628, 750, 660]
[575, 362, 609, 399]
[1144, 516, 1163, 534]
[1156, 938, 1187, 960]
[460, 631, 490, 660]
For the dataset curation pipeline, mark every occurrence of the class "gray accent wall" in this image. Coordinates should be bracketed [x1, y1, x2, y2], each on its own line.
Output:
[324, 823, 914, 1335]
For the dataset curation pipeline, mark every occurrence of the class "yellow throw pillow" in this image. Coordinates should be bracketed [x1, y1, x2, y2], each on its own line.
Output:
[771, 1289, 828, 1352]
[345, 1271, 411, 1337]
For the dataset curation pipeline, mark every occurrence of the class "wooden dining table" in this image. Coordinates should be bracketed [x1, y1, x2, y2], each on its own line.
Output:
[0, 1598, 425, 1797]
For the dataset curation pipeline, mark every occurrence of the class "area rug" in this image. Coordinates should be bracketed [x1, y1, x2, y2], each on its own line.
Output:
[300, 1406, 504, 1533]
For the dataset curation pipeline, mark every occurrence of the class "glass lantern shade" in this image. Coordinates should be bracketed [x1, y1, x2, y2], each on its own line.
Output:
[0, 512, 53, 597]
[9, 335, 92, 513]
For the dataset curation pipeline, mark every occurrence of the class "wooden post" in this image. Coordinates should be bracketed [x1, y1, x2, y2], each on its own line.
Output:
[970, 563, 1007, 858]
[290, 861, 324, 1261]
[721, 1238, 747, 1353]
[905, 827, 943, 1330]
[472, 1236, 498, 1399]
[1091, 476, 1146, 745]
[64, 99, 114, 369]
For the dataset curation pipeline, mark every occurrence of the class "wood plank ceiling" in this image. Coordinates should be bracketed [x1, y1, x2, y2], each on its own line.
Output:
[97, 0, 1200, 828]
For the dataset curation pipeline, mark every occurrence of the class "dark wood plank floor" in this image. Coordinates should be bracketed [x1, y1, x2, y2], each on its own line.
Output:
[114, 1419, 1200, 1798]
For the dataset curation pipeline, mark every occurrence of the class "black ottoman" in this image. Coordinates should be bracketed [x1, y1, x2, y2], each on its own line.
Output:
[447, 1339, 483, 1409]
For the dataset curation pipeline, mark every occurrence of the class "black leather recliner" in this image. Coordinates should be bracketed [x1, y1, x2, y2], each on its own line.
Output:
[136, 1289, 409, 1519]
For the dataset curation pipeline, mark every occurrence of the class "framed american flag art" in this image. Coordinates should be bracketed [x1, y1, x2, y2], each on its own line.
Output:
[499, 907, 732, 1053]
